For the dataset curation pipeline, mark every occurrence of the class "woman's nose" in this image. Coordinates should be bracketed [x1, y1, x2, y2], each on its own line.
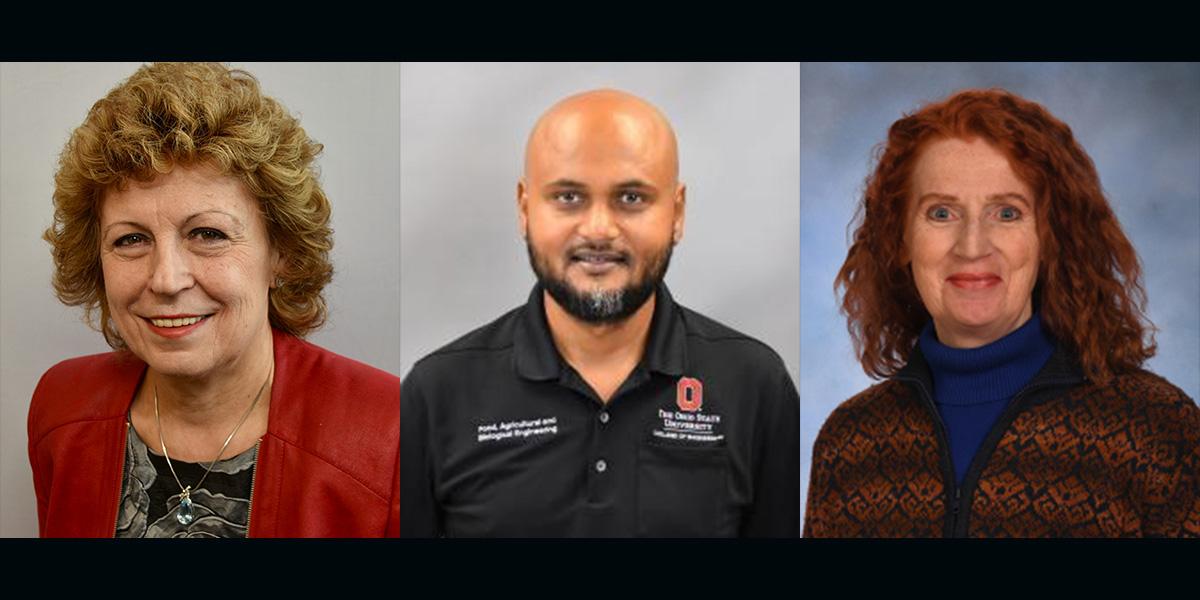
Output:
[953, 218, 994, 260]
[148, 241, 195, 296]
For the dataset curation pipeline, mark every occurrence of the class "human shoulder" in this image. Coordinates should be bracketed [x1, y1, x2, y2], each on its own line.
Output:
[676, 305, 789, 376]
[1109, 368, 1196, 408]
[29, 351, 145, 444]
[406, 304, 525, 377]
[1066, 368, 1199, 437]
[268, 333, 399, 501]
[274, 331, 399, 411]
[815, 379, 914, 439]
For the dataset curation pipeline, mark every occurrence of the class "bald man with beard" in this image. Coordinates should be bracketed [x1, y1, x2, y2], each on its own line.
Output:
[401, 90, 799, 537]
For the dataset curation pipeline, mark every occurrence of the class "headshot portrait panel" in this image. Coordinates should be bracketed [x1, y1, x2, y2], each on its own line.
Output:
[401, 62, 798, 382]
[400, 62, 799, 537]
[0, 62, 400, 537]
[799, 62, 1200, 536]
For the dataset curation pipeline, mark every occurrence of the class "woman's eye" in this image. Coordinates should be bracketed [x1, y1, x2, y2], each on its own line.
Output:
[191, 228, 227, 241]
[996, 206, 1021, 221]
[927, 206, 953, 221]
[114, 233, 148, 247]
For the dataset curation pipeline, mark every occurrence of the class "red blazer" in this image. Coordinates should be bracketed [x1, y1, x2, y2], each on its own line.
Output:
[28, 329, 399, 537]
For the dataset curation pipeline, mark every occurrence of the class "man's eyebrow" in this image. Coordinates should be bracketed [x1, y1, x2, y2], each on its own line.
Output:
[544, 179, 587, 189]
[613, 179, 655, 190]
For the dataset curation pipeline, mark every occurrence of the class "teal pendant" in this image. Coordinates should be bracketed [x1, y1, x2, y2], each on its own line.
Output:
[176, 493, 195, 525]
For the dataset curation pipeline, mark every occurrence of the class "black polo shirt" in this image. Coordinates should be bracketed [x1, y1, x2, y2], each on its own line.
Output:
[401, 283, 799, 537]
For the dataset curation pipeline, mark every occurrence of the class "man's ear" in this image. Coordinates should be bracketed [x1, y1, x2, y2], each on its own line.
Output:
[672, 182, 686, 244]
[517, 178, 529, 239]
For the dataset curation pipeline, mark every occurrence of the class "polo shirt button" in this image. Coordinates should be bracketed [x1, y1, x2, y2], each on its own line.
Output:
[595, 459, 608, 473]
[598, 411, 610, 424]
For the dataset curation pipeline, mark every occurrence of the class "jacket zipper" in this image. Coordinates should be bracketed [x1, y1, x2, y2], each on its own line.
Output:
[952, 488, 960, 527]
[951, 384, 1038, 537]
[113, 421, 131, 537]
[901, 375, 1081, 537]
[950, 377, 1082, 537]
[245, 438, 262, 538]
[897, 376, 960, 537]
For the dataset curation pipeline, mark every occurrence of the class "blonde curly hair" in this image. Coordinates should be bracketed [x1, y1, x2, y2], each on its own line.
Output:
[45, 62, 333, 349]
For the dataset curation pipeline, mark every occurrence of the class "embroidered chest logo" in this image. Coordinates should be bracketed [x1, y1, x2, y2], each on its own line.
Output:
[677, 377, 703, 412]
[476, 416, 559, 443]
[653, 376, 724, 443]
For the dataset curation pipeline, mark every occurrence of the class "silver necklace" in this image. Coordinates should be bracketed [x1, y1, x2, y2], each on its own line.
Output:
[154, 367, 271, 526]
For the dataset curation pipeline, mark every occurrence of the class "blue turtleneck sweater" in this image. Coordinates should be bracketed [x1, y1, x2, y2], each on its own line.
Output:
[918, 313, 1056, 484]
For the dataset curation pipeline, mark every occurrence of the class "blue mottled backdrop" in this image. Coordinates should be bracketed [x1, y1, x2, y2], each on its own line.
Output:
[800, 62, 1200, 532]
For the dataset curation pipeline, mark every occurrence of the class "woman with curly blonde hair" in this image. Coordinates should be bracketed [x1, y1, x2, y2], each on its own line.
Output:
[805, 88, 1199, 537]
[28, 63, 398, 537]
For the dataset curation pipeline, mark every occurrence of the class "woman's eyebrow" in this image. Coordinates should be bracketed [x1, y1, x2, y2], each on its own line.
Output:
[102, 210, 247, 237]
[103, 220, 143, 236]
[914, 192, 960, 205]
[183, 210, 245, 230]
[914, 192, 1031, 207]
[987, 192, 1032, 208]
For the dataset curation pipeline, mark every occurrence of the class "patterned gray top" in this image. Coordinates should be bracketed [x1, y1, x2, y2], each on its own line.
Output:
[116, 423, 259, 538]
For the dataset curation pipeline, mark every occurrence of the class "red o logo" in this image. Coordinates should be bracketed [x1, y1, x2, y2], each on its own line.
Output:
[676, 377, 703, 412]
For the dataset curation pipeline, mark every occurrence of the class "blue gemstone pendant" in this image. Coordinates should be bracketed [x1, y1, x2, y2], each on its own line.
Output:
[176, 489, 195, 525]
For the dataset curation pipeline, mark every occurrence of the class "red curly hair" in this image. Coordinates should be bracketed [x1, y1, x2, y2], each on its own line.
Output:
[836, 88, 1155, 382]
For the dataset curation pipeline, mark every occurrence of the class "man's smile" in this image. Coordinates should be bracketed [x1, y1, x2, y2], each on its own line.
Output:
[569, 249, 628, 275]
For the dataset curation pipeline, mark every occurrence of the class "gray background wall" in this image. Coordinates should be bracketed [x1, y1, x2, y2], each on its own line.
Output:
[0, 62, 400, 537]
[799, 62, 1200, 532]
[400, 63, 800, 397]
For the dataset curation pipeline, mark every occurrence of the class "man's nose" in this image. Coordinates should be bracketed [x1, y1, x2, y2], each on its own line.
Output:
[578, 201, 619, 240]
[148, 241, 195, 296]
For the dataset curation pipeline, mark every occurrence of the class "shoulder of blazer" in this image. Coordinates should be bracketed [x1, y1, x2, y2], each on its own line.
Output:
[266, 330, 400, 500]
[269, 330, 400, 425]
[28, 351, 146, 447]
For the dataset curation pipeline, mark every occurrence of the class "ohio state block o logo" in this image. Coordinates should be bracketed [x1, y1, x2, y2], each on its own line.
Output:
[676, 377, 703, 412]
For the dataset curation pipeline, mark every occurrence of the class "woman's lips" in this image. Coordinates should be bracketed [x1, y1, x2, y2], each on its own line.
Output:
[946, 273, 1002, 289]
[143, 314, 213, 338]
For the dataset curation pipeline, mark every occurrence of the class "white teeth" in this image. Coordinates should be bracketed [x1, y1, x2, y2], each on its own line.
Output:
[150, 316, 205, 328]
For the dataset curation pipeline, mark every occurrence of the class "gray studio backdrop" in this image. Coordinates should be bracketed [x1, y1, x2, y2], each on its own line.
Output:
[799, 62, 1200, 532]
[0, 62, 400, 537]
[400, 63, 800, 407]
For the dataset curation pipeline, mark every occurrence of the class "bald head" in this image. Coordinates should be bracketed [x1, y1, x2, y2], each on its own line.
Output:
[524, 89, 679, 184]
[517, 89, 687, 328]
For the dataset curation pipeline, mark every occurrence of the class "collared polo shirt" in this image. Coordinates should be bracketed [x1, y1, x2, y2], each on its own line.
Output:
[401, 283, 799, 537]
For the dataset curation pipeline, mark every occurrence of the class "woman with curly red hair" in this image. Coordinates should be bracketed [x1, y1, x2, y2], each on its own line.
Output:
[805, 88, 1199, 537]
[29, 63, 399, 537]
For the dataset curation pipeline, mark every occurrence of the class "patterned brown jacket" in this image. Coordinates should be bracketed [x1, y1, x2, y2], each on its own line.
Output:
[804, 346, 1200, 537]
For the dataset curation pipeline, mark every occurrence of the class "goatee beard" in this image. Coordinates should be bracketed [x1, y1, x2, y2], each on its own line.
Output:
[527, 241, 672, 324]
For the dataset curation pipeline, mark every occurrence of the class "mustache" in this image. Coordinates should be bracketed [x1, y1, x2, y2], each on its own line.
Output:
[567, 243, 631, 262]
